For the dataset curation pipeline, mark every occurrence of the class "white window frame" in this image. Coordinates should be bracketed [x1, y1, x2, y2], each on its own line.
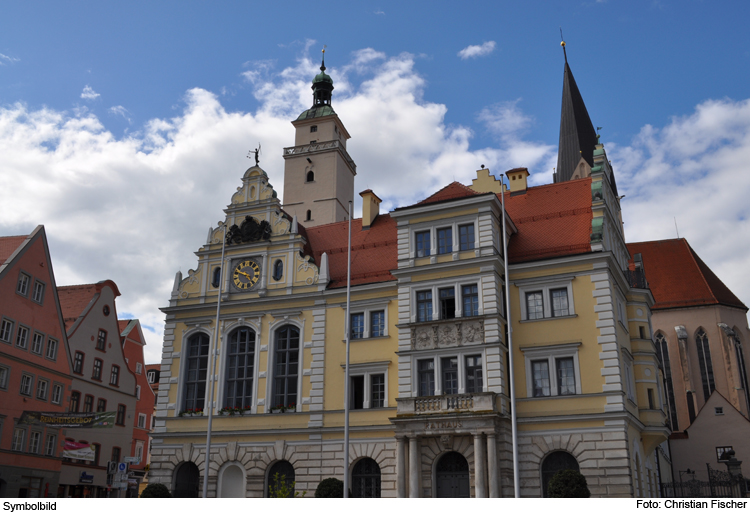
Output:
[45, 338, 58, 360]
[342, 301, 389, 339]
[17, 272, 30, 296]
[32, 280, 45, 304]
[616, 294, 628, 330]
[0, 364, 9, 390]
[36, 378, 48, 400]
[12, 427, 26, 451]
[51, 383, 63, 405]
[29, 430, 42, 454]
[408, 218, 479, 259]
[136, 385, 141, 400]
[341, 361, 390, 409]
[136, 362, 143, 375]
[409, 349, 486, 397]
[44, 433, 57, 456]
[137, 413, 147, 429]
[622, 349, 636, 403]
[517, 277, 575, 321]
[16, 325, 30, 349]
[31, 332, 44, 355]
[0, 318, 13, 343]
[147, 370, 156, 383]
[522, 343, 582, 398]
[410, 280, 483, 323]
[20, 373, 33, 396]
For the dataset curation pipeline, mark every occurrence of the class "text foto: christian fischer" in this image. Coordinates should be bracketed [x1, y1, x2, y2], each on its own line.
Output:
[637, 499, 746, 509]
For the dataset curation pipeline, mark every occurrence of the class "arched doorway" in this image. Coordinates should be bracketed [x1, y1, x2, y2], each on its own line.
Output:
[435, 452, 470, 498]
[173, 462, 200, 498]
[352, 457, 381, 498]
[219, 464, 245, 498]
[267, 460, 295, 497]
[541, 451, 579, 497]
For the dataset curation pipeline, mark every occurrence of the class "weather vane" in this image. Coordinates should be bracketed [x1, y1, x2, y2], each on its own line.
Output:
[560, 27, 568, 63]
[247, 144, 261, 165]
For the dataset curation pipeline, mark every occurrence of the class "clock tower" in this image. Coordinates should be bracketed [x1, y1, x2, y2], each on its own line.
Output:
[282, 53, 356, 226]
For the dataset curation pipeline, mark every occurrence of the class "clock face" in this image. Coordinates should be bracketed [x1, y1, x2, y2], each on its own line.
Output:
[232, 260, 260, 290]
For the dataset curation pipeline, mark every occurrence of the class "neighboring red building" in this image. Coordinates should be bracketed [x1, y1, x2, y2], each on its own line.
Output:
[0, 226, 73, 497]
[119, 319, 154, 494]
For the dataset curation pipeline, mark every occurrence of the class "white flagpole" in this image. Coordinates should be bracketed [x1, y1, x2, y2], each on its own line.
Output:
[500, 175, 520, 497]
[343, 201, 352, 498]
[203, 224, 226, 498]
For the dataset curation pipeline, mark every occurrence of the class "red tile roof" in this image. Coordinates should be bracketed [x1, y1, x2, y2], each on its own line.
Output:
[0, 235, 27, 265]
[417, 181, 480, 206]
[57, 284, 100, 330]
[627, 238, 746, 311]
[502, 178, 592, 263]
[305, 214, 398, 289]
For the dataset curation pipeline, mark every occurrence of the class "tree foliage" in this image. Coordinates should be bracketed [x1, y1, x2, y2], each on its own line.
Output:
[547, 469, 590, 498]
[140, 483, 172, 498]
[314, 478, 345, 498]
[269, 473, 305, 498]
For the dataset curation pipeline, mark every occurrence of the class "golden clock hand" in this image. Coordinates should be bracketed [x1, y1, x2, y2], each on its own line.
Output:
[236, 270, 253, 279]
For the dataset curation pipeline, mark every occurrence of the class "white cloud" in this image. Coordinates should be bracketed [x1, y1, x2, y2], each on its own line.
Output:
[458, 41, 496, 60]
[109, 105, 131, 122]
[81, 85, 101, 100]
[0, 53, 20, 65]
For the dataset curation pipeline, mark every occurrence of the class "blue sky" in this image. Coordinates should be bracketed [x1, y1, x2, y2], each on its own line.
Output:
[2, 1, 750, 362]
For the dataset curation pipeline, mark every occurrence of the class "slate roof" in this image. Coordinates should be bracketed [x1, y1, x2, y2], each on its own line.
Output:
[0, 235, 27, 265]
[627, 238, 747, 311]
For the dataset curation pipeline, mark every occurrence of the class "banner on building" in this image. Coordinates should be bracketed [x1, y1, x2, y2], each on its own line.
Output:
[63, 439, 96, 461]
[18, 411, 115, 428]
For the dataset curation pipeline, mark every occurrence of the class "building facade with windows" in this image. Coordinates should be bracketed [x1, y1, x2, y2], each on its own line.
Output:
[57, 281, 137, 497]
[0, 226, 73, 498]
[147, 57, 670, 498]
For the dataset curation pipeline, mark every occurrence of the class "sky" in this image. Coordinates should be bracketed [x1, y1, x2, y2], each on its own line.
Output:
[1, 1, 750, 364]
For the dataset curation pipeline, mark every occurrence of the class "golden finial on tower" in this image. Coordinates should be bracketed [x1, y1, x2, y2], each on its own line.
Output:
[321, 45, 327, 70]
[559, 28, 568, 63]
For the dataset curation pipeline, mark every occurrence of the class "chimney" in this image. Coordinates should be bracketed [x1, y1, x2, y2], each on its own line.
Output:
[506, 167, 529, 193]
[360, 189, 382, 229]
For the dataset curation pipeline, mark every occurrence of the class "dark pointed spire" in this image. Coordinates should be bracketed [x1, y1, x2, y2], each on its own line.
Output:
[555, 41, 597, 184]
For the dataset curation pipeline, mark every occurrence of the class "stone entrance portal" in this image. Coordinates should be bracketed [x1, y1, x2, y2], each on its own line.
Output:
[436, 452, 470, 498]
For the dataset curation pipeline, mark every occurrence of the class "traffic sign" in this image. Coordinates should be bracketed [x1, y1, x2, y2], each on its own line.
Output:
[118, 462, 127, 472]
[123, 456, 139, 463]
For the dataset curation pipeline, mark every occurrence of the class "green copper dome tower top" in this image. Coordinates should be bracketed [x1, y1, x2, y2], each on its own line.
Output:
[296, 48, 336, 121]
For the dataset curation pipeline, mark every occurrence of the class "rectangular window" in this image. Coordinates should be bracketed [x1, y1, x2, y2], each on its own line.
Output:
[32, 281, 45, 303]
[371, 310, 385, 337]
[350, 376, 365, 410]
[441, 357, 458, 395]
[97, 399, 107, 412]
[29, 431, 41, 454]
[531, 360, 551, 397]
[83, 395, 94, 413]
[0, 319, 13, 343]
[415, 231, 431, 257]
[136, 362, 142, 374]
[351, 313, 364, 339]
[92, 358, 102, 380]
[147, 370, 156, 383]
[647, 388, 655, 410]
[17, 273, 30, 296]
[416, 290, 433, 322]
[12, 428, 26, 451]
[110, 365, 120, 386]
[20, 373, 33, 396]
[417, 359, 435, 396]
[550, 288, 570, 317]
[136, 385, 141, 400]
[96, 330, 107, 351]
[459, 224, 475, 251]
[116, 404, 126, 426]
[465, 355, 483, 393]
[51, 383, 62, 405]
[45, 338, 58, 360]
[138, 413, 147, 429]
[73, 351, 84, 374]
[111, 447, 121, 463]
[526, 292, 544, 320]
[0, 365, 8, 389]
[310, 125, 317, 132]
[45, 434, 57, 456]
[36, 378, 48, 400]
[135, 444, 143, 463]
[31, 332, 44, 355]
[462, 284, 479, 317]
[716, 446, 734, 462]
[439, 288, 456, 320]
[69, 392, 80, 412]
[16, 325, 29, 349]
[437, 227, 452, 254]
[18, 476, 42, 498]
[556, 358, 576, 395]
[371, 374, 385, 408]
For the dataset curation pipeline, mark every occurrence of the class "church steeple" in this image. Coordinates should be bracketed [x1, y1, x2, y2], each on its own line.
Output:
[555, 40, 598, 184]
[312, 52, 333, 107]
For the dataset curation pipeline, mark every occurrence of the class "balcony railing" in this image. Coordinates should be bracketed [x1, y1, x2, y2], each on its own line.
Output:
[396, 392, 496, 415]
[410, 318, 484, 351]
[283, 140, 357, 174]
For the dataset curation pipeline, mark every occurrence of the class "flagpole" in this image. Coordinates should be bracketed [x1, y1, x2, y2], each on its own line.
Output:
[343, 201, 352, 498]
[203, 224, 226, 498]
[500, 175, 520, 497]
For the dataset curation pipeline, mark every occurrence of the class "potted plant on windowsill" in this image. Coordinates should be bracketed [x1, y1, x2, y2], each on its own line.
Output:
[269, 403, 297, 414]
[180, 408, 203, 417]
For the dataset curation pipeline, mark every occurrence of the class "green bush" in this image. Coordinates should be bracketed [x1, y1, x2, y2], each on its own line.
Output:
[314, 478, 344, 498]
[269, 473, 305, 498]
[547, 469, 590, 498]
[140, 483, 172, 498]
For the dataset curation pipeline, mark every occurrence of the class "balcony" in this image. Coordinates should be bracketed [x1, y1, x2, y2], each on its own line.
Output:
[396, 392, 496, 415]
[410, 318, 484, 351]
[283, 140, 357, 174]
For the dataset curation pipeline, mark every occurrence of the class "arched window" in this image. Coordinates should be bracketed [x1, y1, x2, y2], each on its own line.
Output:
[306, 171, 314, 182]
[219, 464, 245, 498]
[541, 451, 579, 497]
[212, 267, 221, 288]
[655, 333, 679, 431]
[272, 326, 299, 410]
[224, 328, 255, 410]
[173, 462, 200, 498]
[272, 260, 283, 282]
[183, 333, 209, 412]
[352, 458, 381, 498]
[695, 329, 715, 401]
[306, 210, 312, 221]
[267, 460, 295, 497]
[734, 333, 750, 413]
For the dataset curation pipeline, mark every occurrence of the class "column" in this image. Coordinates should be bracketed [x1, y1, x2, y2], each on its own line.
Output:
[474, 433, 487, 498]
[397, 436, 407, 498]
[487, 433, 499, 498]
[409, 437, 420, 498]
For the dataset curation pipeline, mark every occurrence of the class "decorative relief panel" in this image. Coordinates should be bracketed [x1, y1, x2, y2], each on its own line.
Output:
[411, 320, 484, 350]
